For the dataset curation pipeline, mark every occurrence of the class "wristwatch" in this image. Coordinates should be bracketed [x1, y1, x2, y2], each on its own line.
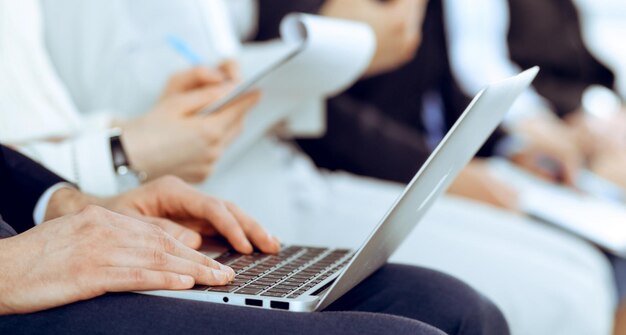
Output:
[109, 128, 147, 192]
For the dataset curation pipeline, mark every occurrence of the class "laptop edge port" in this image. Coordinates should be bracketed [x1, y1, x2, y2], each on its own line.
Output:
[245, 299, 263, 307]
[270, 301, 290, 310]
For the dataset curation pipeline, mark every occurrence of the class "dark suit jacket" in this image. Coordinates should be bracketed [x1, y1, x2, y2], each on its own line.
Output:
[255, 0, 504, 183]
[0, 145, 65, 237]
[507, 0, 616, 117]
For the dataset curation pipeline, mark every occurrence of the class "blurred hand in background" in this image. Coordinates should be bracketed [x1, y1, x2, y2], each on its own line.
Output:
[567, 108, 626, 190]
[448, 159, 520, 211]
[509, 116, 584, 186]
[118, 64, 260, 183]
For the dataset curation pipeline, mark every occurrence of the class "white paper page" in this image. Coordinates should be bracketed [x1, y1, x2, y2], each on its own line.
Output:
[213, 14, 375, 171]
[577, 170, 626, 203]
[489, 159, 626, 255]
[240, 13, 376, 97]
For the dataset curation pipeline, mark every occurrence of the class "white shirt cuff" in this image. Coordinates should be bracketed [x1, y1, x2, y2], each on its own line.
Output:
[33, 182, 75, 225]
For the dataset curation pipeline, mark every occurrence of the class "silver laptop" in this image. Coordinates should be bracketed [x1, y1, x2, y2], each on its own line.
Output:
[142, 67, 539, 312]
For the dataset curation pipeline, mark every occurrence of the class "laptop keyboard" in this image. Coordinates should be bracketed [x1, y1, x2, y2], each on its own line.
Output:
[194, 246, 353, 298]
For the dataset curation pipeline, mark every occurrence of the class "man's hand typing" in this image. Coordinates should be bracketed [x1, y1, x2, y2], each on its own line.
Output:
[0, 206, 234, 315]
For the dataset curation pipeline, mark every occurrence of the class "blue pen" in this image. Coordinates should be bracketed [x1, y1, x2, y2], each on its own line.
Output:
[166, 35, 204, 65]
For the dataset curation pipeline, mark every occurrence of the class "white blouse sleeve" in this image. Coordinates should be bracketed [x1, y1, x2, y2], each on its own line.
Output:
[16, 128, 119, 197]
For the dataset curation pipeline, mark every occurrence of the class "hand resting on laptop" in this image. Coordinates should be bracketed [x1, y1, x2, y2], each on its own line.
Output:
[0, 176, 280, 315]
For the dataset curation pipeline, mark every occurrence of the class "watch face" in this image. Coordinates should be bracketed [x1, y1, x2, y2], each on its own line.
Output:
[116, 165, 130, 176]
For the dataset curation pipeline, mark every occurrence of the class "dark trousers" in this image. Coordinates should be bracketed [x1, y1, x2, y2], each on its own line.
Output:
[0, 264, 509, 335]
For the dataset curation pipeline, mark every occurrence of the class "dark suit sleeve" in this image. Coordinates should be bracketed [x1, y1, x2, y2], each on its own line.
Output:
[0, 217, 17, 239]
[297, 95, 434, 183]
[0, 145, 66, 234]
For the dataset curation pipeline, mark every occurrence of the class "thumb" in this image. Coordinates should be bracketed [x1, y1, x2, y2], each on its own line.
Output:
[219, 60, 241, 82]
[170, 83, 236, 116]
[208, 90, 261, 129]
[163, 67, 226, 96]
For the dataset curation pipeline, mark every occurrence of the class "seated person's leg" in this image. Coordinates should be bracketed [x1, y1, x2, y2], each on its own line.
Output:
[327, 264, 509, 335]
[0, 265, 508, 335]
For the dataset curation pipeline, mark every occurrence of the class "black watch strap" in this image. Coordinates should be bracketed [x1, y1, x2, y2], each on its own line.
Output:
[110, 133, 132, 174]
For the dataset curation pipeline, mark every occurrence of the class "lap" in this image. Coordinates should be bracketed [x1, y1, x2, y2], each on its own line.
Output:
[328, 264, 508, 335]
[0, 264, 507, 335]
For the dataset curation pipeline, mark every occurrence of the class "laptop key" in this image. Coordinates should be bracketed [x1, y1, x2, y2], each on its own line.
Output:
[266, 286, 293, 293]
[235, 287, 264, 295]
[261, 291, 287, 297]
[236, 274, 256, 279]
[288, 290, 308, 298]
[290, 274, 312, 281]
[191, 285, 210, 291]
[208, 285, 239, 292]
[251, 280, 276, 286]
[262, 275, 283, 282]
[231, 279, 249, 286]
[244, 284, 268, 290]
[244, 269, 264, 276]
[274, 283, 300, 290]
[282, 279, 305, 286]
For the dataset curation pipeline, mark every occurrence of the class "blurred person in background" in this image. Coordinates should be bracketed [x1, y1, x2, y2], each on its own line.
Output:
[506, 1, 626, 332]
[573, 0, 626, 99]
[259, 0, 585, 209]
[35, 0, 618, 334]
[447, 0, 626, 191]
[506, 0, 626, 191]
[445, 0, 626, 333]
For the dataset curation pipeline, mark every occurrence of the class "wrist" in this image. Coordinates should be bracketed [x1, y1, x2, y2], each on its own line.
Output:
[110, 129, 148, 192]
[44, 187, 103, 221]
[116, 123, 151, 178]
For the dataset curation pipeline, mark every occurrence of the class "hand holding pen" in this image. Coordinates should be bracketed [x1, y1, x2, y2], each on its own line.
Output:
[109, 36, 260, 183]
